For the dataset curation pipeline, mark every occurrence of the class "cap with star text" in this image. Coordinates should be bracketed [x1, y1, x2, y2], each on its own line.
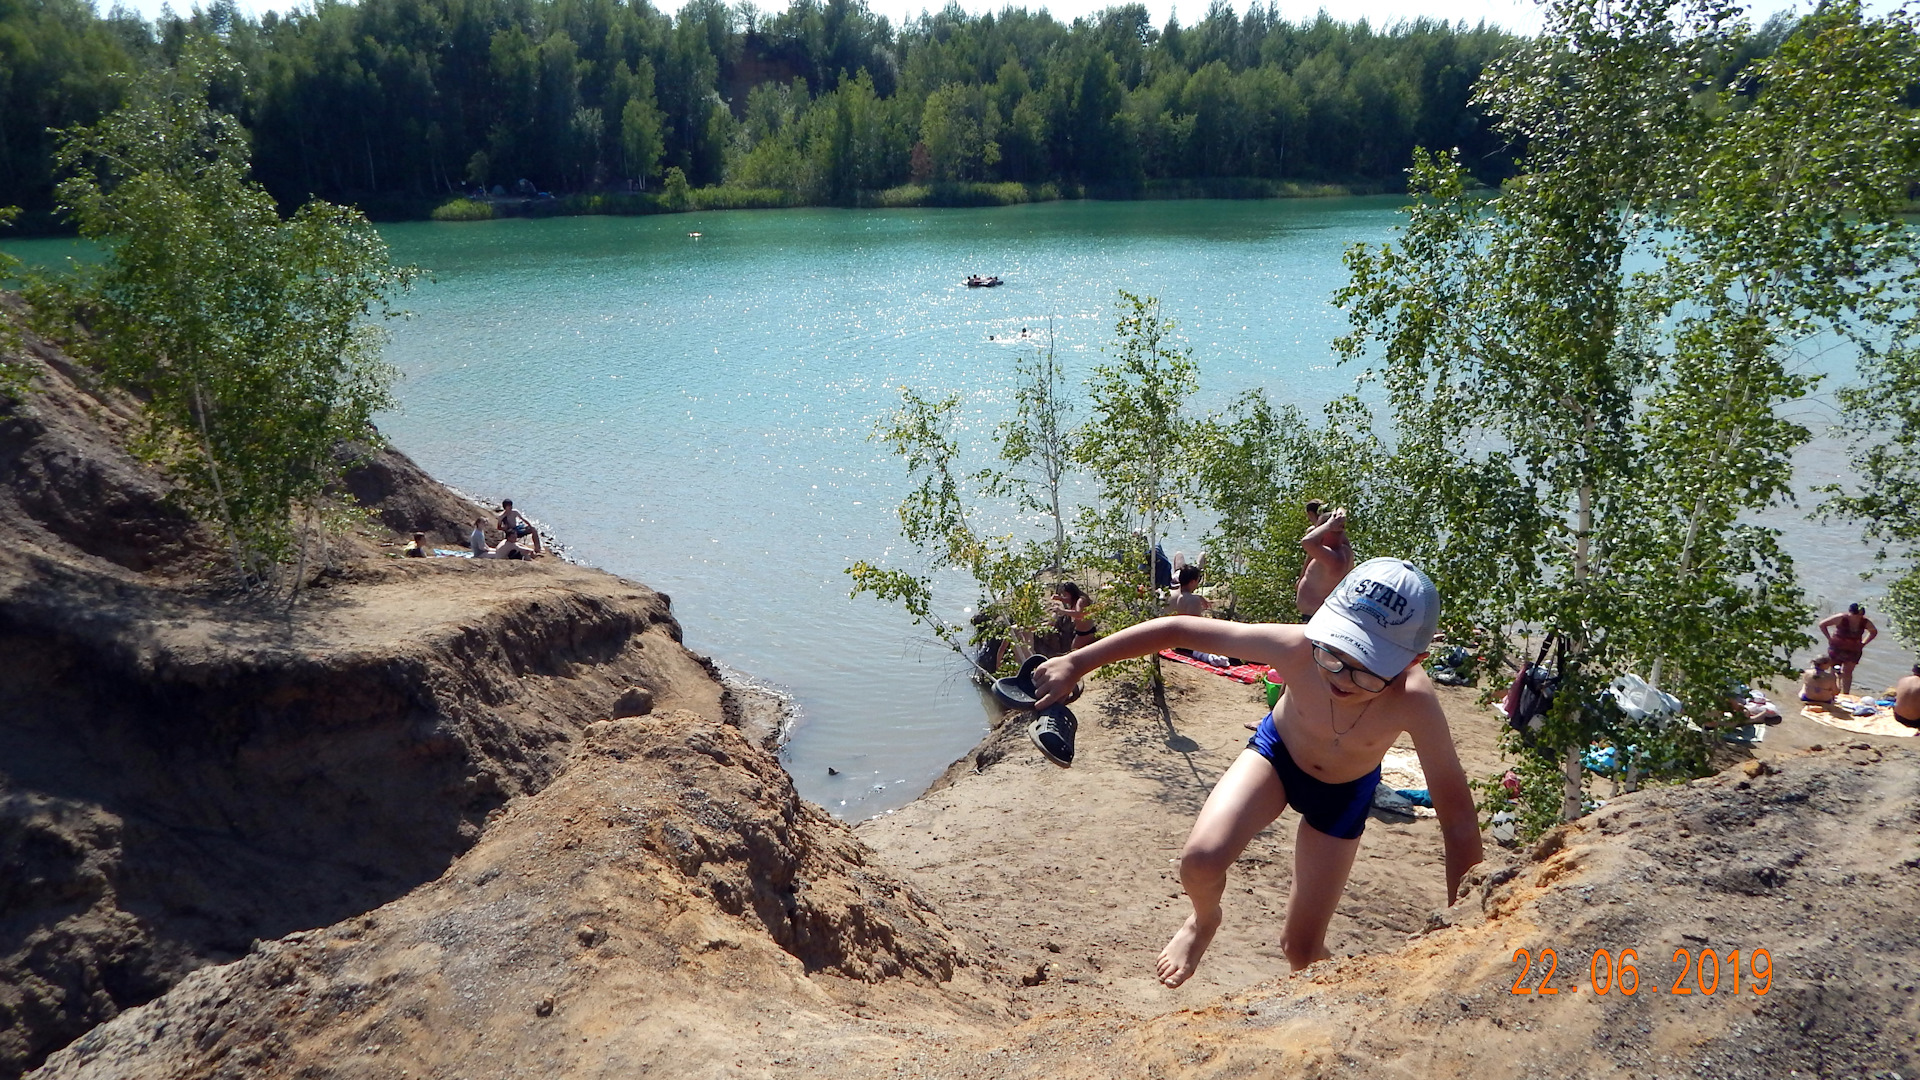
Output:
[1303, 557, 1440, 678]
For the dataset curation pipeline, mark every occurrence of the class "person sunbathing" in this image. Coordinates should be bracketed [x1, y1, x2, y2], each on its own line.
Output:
[1169, 565, 1211, 617]
[1798, 656, 1839, 704]
[498, 499, 542, 554]
[1894, 665, 1920, 730]
[1032, 558, 1482, 987]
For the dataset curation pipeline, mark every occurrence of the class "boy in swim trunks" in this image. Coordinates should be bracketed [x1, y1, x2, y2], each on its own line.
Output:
[1033, 557, 1483, 987]
[498, 499, 543, 554]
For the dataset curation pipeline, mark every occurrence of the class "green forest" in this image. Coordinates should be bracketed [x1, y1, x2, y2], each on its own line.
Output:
[0, 0, 1571, 225]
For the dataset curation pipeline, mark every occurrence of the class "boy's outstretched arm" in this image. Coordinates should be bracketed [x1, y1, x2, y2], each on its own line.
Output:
[1407, 687, 1484, 904]
[1032, 616, 1294, 709]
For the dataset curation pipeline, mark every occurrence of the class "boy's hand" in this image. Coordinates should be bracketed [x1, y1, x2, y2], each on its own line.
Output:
[1033, 655, 1080, 710]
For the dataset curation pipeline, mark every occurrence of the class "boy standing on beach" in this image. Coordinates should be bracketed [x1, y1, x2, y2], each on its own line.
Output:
[1033, 557, 1483, 987]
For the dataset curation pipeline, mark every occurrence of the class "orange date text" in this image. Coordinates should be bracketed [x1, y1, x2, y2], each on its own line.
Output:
[1508, 947, 1773, 996]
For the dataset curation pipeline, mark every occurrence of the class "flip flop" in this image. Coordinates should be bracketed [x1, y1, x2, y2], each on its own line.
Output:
[991, 655, 1046, 711]
[991, 654, 1080, 712]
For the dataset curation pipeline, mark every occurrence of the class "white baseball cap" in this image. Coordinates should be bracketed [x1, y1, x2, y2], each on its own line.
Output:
[1304, 557, 1440, 678]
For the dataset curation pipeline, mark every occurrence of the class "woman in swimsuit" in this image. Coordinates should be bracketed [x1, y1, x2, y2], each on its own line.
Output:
[1818, 603, 1878, 695]
[1051, 582, 1098, 650]
[1798, 656, 1839, 704]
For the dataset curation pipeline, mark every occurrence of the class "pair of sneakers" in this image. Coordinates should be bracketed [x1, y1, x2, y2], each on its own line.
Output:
[992, 655, 1078, 768]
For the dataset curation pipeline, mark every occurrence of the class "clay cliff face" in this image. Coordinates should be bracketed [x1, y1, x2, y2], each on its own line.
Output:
[30, 712, 1003, 1080]
[0, 309, 749, 1077]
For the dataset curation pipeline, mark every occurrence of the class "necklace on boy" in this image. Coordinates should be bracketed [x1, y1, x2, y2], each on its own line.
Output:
[1329, 698, 1375, 747]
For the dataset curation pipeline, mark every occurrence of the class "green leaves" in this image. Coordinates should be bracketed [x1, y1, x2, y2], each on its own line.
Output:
[852, 292, 1206, 673]
[46, 44, 416, 583]
[0, 206, 23, 392]
[1337, 0, 1920, 835]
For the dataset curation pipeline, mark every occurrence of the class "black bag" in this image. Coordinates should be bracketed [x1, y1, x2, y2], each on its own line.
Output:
[1503, 634, 1563, 743]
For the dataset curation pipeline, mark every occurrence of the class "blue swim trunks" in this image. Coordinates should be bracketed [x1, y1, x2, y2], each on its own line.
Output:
[1248, 713, 1381, 840]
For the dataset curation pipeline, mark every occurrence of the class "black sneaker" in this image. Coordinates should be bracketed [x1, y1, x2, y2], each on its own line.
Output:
[1028, 706, 1077, 768]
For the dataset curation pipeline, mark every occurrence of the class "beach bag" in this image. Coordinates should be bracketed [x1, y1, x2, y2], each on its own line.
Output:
[1502, 634, 1563, 743]
[1150, 542, 1173, 590]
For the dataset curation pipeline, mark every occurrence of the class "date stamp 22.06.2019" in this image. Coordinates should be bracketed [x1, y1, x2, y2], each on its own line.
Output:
[1510, 947, 1773, 996]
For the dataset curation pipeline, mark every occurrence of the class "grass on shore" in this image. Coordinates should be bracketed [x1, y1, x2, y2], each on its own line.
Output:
[429, 198, 496, 221]
[422, 177, 1372, 224]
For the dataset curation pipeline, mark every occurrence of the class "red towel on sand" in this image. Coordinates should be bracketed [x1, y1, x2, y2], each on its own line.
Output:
[1158, 649, 1270, 684]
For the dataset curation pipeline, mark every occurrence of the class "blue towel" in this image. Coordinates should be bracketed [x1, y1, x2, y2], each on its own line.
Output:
[1395, 788, 1433, 808]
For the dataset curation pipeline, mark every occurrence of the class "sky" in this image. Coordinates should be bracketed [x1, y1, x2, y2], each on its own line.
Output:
[112, 0, 1832, 41]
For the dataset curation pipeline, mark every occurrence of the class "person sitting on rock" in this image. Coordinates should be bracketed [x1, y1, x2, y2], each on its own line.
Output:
[1799, 655, 1839, 704]
[468, 517, 490, 557]
[1032, 558, 1482, 988]
[498, 499, 542, 554]
[1297, 502, 1355, 617]
[487, 534, 534, 560]
[403, 531, 429, 557]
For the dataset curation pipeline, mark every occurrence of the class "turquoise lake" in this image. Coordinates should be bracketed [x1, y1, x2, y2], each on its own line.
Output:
[8, 197, 1909, 813]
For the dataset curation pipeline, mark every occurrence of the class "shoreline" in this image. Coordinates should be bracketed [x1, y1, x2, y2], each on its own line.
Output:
[1, 181, 1393, 238]
[423, 178, 1385, 224]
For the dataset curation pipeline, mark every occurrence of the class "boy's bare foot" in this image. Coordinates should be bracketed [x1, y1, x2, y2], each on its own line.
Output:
[1156, 909, 1221, 988]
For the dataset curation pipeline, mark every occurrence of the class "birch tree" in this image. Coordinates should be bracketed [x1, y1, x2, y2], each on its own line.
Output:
[44, 44, 416, 584]
[1337, 0, 1920, 835]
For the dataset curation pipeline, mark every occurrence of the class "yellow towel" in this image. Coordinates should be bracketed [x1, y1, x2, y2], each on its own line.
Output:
[1799, 696, 1917, 739]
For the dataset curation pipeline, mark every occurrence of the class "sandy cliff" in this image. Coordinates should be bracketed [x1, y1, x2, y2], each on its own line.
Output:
[0, 311, 753, 1076]
[6, 305, 1918, 1080]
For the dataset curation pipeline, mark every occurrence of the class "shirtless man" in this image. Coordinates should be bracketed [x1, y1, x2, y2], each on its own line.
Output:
[498, 499, 543, 554]
[1798, 655, 1839, 704]
[1297, 501, 1355, 617]
[1170, 565, 1211, 616]
[1817, 603, 1877, 695]
[487, 532, 535, 560]
[1894, 665, 1920, 730]
[1033, 558, 1482, 986]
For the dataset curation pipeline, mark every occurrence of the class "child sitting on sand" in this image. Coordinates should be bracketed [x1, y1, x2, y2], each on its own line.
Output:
[1033, 558, 1483, 987]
